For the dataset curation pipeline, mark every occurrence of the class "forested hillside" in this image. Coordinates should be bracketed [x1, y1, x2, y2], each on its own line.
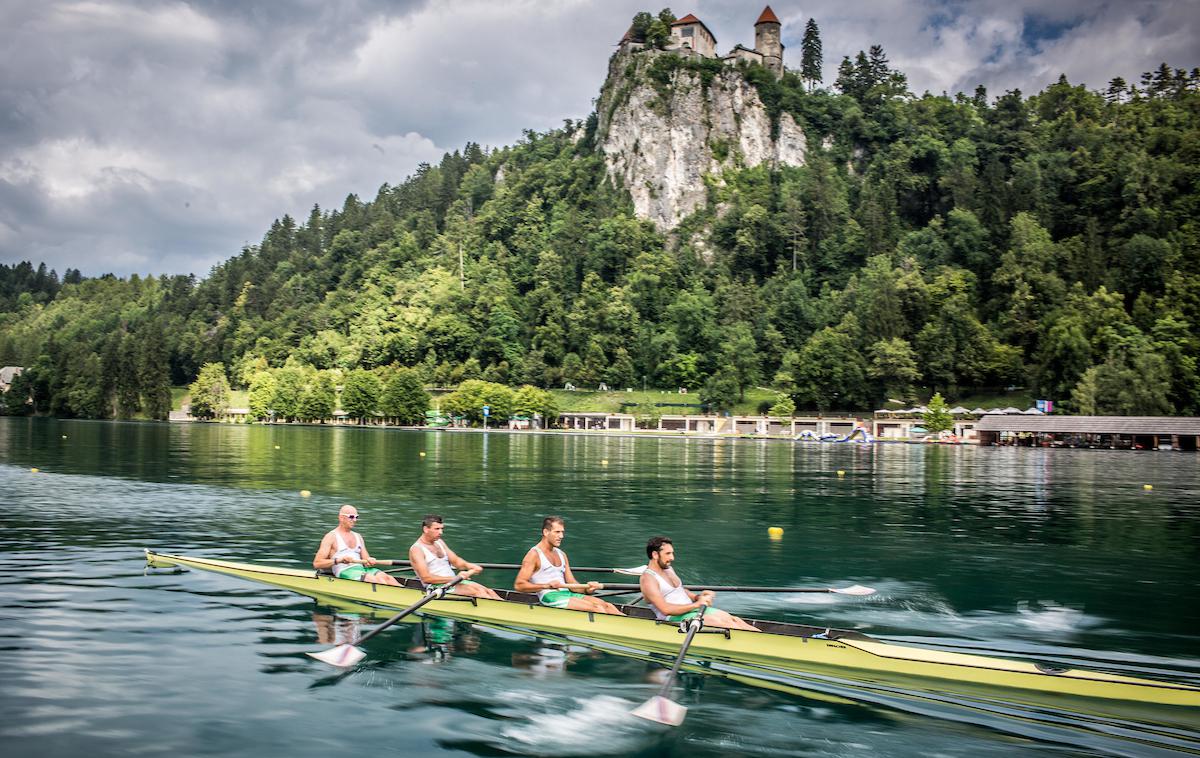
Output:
[1, 42, 1198, 420]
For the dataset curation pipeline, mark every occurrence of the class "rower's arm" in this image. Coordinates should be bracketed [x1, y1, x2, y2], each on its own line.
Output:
[445, 546, 481, 575]
[640, 573, 704, 617]
[313, 533, 336, 570]
[514, 549, 547, 592]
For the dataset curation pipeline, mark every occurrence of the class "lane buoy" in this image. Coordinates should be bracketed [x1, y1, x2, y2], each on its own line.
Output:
[419, 451, 426, 457]
[30, 467, 39, 473]
[768, 526, 784, 539]
[274, 445, 280, 450]
[300, 490, 311, 497]
[601, 459, 609, 466]
[61, 435, 67, 439]
[837, 470, 846, 477]
[1143, 484, 1153, 491]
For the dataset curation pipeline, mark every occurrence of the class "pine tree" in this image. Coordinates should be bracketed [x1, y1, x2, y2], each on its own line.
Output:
[800, 18, 822, 92]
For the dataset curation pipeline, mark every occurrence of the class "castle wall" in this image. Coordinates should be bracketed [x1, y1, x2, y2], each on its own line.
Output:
[670, 22, 716, 58]
[755, 23, 784, 76]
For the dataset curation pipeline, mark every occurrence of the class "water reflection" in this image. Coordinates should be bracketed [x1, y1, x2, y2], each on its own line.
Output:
[3, 417, 1200, 757]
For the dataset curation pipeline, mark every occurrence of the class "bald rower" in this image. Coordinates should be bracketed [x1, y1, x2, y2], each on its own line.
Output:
[312, 504, 401, 586]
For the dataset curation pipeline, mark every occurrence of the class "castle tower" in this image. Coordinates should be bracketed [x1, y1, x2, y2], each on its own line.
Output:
[754, 6, 784, 77]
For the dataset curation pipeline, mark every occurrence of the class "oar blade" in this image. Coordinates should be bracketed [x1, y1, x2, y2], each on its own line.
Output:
[307, 644, 366, 668]
[631, 695, 688, 726]
[831, 584, 876, 596]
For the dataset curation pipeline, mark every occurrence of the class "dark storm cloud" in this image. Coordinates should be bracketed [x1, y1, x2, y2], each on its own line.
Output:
[0, 1, 1194, 277]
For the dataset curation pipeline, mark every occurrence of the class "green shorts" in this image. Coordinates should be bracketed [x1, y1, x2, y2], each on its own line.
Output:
[667, 605, 710, 623]
[540, 589, 587, 608]
[338, 565, 384, 582]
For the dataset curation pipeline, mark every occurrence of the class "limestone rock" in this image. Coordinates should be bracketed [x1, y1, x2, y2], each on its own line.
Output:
[595, 51, 806, 231]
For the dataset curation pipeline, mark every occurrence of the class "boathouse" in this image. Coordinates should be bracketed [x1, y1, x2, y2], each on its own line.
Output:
[975, 415, 1200, 451]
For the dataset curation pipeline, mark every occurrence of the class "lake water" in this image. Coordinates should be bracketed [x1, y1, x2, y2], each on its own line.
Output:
[1, 417, 1198, 756]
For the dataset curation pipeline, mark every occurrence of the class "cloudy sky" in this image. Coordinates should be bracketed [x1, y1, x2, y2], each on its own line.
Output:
[1, 0, 1195, 278]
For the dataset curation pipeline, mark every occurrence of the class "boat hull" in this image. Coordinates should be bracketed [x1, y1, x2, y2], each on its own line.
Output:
[145, 551, 1200, 709]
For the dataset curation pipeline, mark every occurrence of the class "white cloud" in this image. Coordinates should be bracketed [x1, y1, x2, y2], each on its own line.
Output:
[0, 0, 1194, 277]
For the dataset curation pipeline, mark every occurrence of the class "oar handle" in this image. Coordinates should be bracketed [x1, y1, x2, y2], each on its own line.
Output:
[354, 575, 465, 646]
[383, 560, 630, 574]
[658, 617, 703, 698]
[593, 583, 869, 594]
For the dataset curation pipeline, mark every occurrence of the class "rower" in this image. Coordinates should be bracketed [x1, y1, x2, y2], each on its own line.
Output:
[640, 536, 758, 631]
[313, 505, 401, 586]
[409, 514, 501, 600]
[514, 516, 624, 615]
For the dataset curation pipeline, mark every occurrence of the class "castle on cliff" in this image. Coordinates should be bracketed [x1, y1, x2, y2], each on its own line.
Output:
[619, 6, 785, 78]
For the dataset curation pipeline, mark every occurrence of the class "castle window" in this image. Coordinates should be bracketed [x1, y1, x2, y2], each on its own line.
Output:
[681, 27, 693, 37]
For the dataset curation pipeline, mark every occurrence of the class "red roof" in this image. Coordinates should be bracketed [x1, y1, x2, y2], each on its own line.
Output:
[670, 13, 716, 44]
[755, 6, 781, 25]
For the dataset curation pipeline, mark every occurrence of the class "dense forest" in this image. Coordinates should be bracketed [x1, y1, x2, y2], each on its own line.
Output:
[1, 25, 1198, 421]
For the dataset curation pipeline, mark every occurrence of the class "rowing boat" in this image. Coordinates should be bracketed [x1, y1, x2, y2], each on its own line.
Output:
[144, 550, 1200, 709]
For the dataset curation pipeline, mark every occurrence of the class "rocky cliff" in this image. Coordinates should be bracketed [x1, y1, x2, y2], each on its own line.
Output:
[595, 50, 807, 231]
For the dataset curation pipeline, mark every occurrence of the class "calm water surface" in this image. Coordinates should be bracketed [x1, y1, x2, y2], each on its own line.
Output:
[1, 418, 1198, 756]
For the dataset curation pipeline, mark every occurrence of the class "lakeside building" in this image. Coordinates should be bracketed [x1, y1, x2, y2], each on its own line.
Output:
[975, 415, 1200, 451]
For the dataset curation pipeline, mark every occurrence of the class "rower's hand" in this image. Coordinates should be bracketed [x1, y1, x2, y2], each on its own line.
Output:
[547, 579, 565, 589]
[698, 591, 714, 607]
[363, 557, 376, 567]
[467, 564, 483, 576]
[586, 581, 603, 593]
[457, 570, 473, 581]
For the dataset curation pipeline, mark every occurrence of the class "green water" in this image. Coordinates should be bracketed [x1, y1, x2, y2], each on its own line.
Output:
[1, 417, 1198, 756]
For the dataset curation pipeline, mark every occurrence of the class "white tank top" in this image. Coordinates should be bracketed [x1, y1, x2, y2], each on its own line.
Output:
[413, 538, 454, 581]
[331, 531, 362, 578]
[645, 567, 692, 620]
[529, 546, 567, 600]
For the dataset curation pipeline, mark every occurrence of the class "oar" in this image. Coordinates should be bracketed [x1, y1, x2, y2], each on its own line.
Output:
[587, 583, 876, 595]
[307, 575, 467, 668]
[384, 560, 648, 576]
[631, 615, 704, 726]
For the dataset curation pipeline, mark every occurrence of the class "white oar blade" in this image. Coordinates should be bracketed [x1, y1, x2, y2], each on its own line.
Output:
[307, 644, 365, 668]
[631, 695, 688, 726]
[831, 584, 875, 596]
[613, 564, 648, 576]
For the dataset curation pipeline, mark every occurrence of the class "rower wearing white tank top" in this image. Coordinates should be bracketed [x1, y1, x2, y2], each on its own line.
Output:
[409, 514, 501, 600]
[514, 516, 624, 615]
[640, 536, 758, 632]
[312, 505, 402, 586]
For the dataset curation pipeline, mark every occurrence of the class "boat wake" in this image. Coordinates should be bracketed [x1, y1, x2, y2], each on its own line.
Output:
[497, 694, 658, 755]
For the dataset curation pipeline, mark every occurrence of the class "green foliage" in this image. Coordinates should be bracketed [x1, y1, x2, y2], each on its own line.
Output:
[299, 372, 336, 421]
[441, 379, 514, 425]
[769, 393, 796, 417]
[512, 384, 559, 422]
[2, 57, 1199, 421]
[700, 367, 739, 412]
[248, 371, 277, 421]
[341, 369, 382, 420]
[189, 363, 231, 420]
[922, 391, 955, 434]
[381, 367, 431, 424]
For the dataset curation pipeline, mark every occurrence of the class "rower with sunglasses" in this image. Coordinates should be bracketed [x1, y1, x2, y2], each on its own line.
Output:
[312, 505, 402, 586]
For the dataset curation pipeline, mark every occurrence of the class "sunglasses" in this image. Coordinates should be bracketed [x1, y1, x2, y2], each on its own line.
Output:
[343, 514, 359, 520]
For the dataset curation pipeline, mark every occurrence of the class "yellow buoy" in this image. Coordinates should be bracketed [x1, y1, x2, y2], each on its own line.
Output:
[1143, 484, 1153, 491]
[61, 435, 67, 439]
[601, 459, 609, 466]
[837, 470, 846, 477]
[274, 445, 280, 449]
[768, 526, 784, 539]
[300, 490, 311, 498]
[419, 451, 426, 457]
[30, 467, 39, 473]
